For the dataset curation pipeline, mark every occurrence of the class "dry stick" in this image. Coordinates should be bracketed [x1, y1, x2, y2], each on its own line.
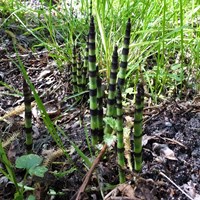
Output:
[159, 171, 194, 200]
[74, 144, 108, 200]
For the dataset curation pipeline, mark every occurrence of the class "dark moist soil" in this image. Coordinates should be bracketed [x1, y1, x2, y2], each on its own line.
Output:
[0, 34, 200, 200]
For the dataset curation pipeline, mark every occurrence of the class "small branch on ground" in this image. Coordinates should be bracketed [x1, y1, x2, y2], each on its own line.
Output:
[159, 171, 194, 200]
[71, 144, 108, 200]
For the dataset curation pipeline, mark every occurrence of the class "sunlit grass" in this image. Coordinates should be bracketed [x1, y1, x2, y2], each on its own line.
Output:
[1, 0, 200, 99]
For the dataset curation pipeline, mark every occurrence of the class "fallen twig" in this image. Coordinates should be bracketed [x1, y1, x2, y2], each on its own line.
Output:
[71, 143, 108, 200]
[159, 171, 194, 200]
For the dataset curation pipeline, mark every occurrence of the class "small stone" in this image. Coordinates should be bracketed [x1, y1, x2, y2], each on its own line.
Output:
[0, 72, 4, 82]
[165, 121, 172, 127]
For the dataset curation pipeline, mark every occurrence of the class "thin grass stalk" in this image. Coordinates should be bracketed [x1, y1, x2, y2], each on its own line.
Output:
[96, 65, 103, 141]
[117, 18, 131, 90]
[179, 0, 184, 93]
[162, 0, 166, 63]
[134, 81, 144, 172]
[159, 0, 166, 101]
[116, 85, 125, 183]
[72, 45, 78, 94]
[23, 78, 33, 154]
[0, 141, 22, 197]
[104, 46, 119, 135]
[89, 16, 98, 145]
[96, 10, 109, 76]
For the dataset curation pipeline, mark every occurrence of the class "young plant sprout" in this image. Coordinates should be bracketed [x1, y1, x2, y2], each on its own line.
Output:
[88, 16, 99, 145]
[96, 65, 104, 141]
[89, 0, 92, 17]
[134, 81, 144, 172]
[104, 46, 119, 135]
[82, 35, 89, 91]
[77, 52, 83, 93]
[116, 85, 125, 183]
[117, 18, 131, 89]
[23, 78, 33, 154]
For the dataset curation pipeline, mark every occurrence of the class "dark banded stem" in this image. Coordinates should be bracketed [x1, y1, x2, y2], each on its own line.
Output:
[116, 85, 125, 183]
[104, 46, 119, 135]
[117, 18, 131, 90]
[89, 16, 98, 145]
[23, 78, 33, 154]
[134, 82, 144, 172]
[82, 35, 89, 90]
[96, 65, 103, 142]
[77, 52, 83, 93]
[89, 0, 92, 17]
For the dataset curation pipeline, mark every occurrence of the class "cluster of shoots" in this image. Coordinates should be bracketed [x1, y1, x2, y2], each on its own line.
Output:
[2, 0, 199, 198]
[71, 44, 88, 96]
[69, 15, 144, 182]
[21, 15, 144, 186]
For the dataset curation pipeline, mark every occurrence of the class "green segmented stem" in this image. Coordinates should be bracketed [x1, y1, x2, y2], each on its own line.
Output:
[134, 82, 144, 172]
[96, 65, 103, 142]
[89, 0, 92, 17]
[77, 52, 83, 93]
[82, 35, 89, 90]
[116, 85, 125, 183]
[117, 18, 131, 90]
[104, 46, 119, 135]
[23, 78, 33, 154]
[72, 45, 78, 94]
[89, 16, 98, 145]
